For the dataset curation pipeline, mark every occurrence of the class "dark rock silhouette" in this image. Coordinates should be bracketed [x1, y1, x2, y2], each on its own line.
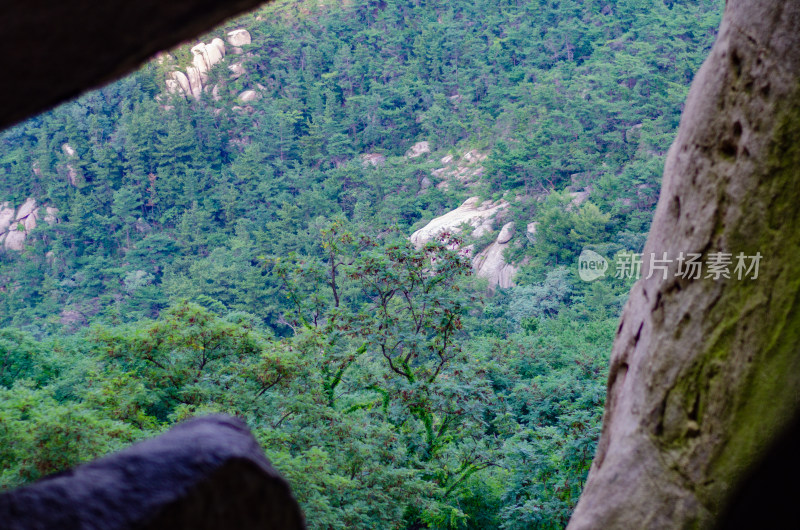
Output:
[0, 0, 268, 129]
[0, 415, 305, 530]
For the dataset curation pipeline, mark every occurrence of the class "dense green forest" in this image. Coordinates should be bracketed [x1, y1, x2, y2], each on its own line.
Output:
[0, 0, 721, 527]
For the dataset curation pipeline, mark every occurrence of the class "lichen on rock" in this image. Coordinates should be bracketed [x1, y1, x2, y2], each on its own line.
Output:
[568, 2, 800, 527]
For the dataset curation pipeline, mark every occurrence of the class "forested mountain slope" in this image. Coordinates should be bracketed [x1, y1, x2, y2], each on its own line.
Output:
[0, 0, 722, 527]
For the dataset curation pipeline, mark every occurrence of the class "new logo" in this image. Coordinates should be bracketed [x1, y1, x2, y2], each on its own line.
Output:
[578, 249, 608, 282]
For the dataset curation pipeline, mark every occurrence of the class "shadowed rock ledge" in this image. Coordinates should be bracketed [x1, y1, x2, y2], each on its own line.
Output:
[0, 415, 305, 530]
[568, 1, 800, 527]
[0, 0, 271, 130]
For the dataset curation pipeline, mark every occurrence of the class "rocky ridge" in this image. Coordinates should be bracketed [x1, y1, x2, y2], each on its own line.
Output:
[410, 196, 519, 289]
[166, 29, 252, 100]
[432, 149, 487, 190]
[0, 199, 59, 251]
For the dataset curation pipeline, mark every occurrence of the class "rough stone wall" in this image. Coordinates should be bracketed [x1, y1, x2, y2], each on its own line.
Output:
[568, 1, 800, 527]
[0, 415, 305, 529]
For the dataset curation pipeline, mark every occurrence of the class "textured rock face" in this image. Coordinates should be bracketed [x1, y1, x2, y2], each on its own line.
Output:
[0, 202, 15, 232]
[410, 199, 518, 288]
[406, 141, 430, 158]
[44, 206, 59, 224]
[0, 415, 305, 529]
[3, 230, 26, 251]
[192, 47, 209, 76]
[61, 143, 76, 157]
[568, 189, 589, 209]
[166, 78, 180, 94]
[526, 221, 538, 242]
[210, 37, 226, 58]
[431, 149, 487, 188]
[361, 153, 386, 167]
[60, 143, 81, 185]
[1, 198, 58, 251]
[238, 89, 260, 102]
[473, 223, 518, 289]
[227, 28, 251, 47]
[15, 197, 36, 220]
[409, 197, 507, 247]
[187, 66, 203, 98]
[496, 221, 514, 244]
[191, 40, 224, 76]
[171, 38, 227, 98]
[206, 39, 224, 64]
[171, 71, 191, 96]
[569, 2, 800, 528]
[228, 62, 246, 78]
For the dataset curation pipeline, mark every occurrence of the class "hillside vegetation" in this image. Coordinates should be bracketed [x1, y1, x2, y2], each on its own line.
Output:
[0, 0, 721, 527]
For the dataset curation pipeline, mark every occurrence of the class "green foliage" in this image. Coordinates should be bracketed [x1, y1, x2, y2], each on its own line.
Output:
[0, 382, 137, 489]
[0, 0, 724, 526]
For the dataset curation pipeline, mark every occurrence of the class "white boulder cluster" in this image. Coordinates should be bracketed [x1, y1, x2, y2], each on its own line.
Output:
[431, 149, 487, 190]
[360, 153, 386, 167]
[62, 143, 80, 185]
[0, 199, 59, 251]
[409, 196, 507, 247]
[409, 196, 518, 289]
[406, 141, 431, 158]
[166, 29, 251, 100]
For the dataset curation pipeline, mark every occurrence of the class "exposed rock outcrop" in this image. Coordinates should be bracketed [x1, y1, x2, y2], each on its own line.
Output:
[43, 206, 59, 224]
[432, 149, 487, 189]
[0, 199, 58, 251]
[169, 37, 227, 99]
[61, 143, 80, 185]
[227, 29, 251, 47]
[361, 153, 386, 167]
[238, 89, 260, 103]
[625, 123, 643, 143]
[473, 222, 517, 289]
[186, 66, 203, 98]
[191, 39, 225, 79]
[0, 202, 14, 233]
[569, 1, 800, 528]
[170, 71, 191, 96]
[210, 84, 221, 101]
[568, 189, 590, 208]
[410, 198, 518, 288]
[192, 47, 210, 76]
[166, 78, 180, 94]
[61, 143, 76, 157]
[406, 141, 430, 158]
[410, 197, 507, 247]
[526, 221, 539, 243]
[2, 230, 25, 251]
[496, 221, 515, 244]
[15, 197, 36, 220]
[462, 149, 487, 164]
[228, 62, 245, 78]
[209, 37, 226, 63]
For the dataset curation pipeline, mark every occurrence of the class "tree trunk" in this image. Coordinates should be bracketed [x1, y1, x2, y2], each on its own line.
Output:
[569, 1, 800, 527]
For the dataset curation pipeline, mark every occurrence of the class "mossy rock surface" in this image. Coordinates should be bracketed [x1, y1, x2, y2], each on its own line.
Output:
[569, 2, 800, 528]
